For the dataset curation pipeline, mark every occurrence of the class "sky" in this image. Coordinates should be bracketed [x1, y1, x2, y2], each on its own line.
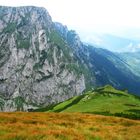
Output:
[1, 0, 140, 51]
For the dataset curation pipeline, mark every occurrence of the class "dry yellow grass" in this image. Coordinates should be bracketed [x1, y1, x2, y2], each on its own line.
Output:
[0, 112, 139, 140]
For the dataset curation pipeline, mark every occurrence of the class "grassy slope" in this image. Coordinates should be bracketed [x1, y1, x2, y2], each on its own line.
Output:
[45, 85, 140, 119]
[0, 86, 140, 140]
[0, 112, 140, 140]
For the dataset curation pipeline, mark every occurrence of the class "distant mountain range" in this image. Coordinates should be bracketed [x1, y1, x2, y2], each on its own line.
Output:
[80, 33, 140, 52]
[118, 52, 140, 77]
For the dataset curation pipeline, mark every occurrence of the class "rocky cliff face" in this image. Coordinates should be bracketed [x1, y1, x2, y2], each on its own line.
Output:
[0, 6, 86, 111]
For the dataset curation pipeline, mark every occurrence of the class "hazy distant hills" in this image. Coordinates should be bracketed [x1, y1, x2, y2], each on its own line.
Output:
[118, 52, 140, 77]
[81, 33, 140, 52]
[79, 46, 140, 95]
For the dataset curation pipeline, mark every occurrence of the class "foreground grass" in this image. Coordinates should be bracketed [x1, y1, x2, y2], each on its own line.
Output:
[0, 112, 140, 140]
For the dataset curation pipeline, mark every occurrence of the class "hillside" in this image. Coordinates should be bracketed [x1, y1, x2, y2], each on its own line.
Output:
[55, 23, 140, 95]
[118, 52, 140, 77]
[43, 85, 140, 119]
[84, 47, 140, 95]
[0, 112, 140, 140]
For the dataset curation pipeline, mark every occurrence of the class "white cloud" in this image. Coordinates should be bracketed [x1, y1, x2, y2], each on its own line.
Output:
[125, 43, 140, 52]
[1, 0, 140, 39]
[46, 0, 140, 29]
[1, 0, 140, 28]
[0, 0, 44, 7]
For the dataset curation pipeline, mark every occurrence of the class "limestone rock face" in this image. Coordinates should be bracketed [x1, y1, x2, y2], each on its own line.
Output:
[0, 6, 86, 111]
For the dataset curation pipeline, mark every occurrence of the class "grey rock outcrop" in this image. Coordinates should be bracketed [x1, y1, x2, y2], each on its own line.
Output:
[0, 6, 86, 111]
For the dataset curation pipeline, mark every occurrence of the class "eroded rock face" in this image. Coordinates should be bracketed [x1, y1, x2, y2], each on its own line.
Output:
[0, 6, 86, 111]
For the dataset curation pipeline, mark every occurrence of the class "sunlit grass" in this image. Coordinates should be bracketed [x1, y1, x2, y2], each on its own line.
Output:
[0, 112, 139, 140]
[45, 85, 140, 120]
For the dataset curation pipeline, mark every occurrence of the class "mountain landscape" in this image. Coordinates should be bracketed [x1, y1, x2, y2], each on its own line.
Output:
[0, 6, 140, 111]
[0, 5, 140, 140]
